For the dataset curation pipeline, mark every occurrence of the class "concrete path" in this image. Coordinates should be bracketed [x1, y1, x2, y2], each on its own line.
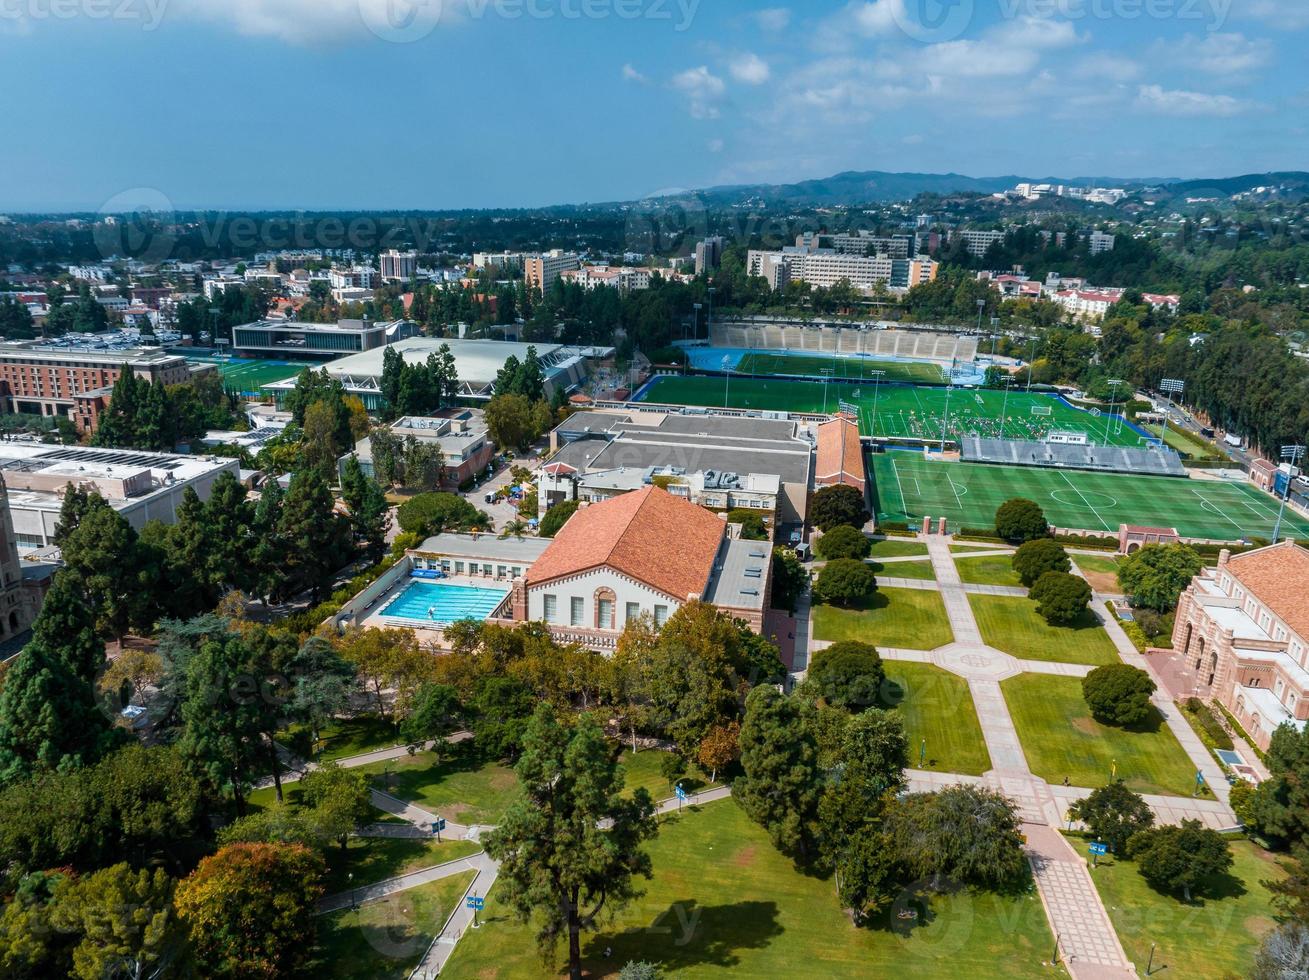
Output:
[1024, 823, 1136, 980]
[876, 575, 1027, 598]
[254, 732, 474, 791]
[318, 853, 488, 915]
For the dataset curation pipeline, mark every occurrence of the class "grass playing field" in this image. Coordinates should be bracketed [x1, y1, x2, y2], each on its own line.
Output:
[187, 355, 313, 396]
[733, 352, 946, 385]
[871, 451, 1309, 542]
[637, 376, 1143, 446]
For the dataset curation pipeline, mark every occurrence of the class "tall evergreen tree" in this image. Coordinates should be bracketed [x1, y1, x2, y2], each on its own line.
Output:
[250, 479, 287, 604]
[735, 686, 821, 863]
[277, 469, 346, 604]
[0, 572, 118, 783]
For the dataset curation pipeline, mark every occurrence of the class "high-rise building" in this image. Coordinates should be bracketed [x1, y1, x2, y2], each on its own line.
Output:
[379, 249, 418, 282]
[694, 236, 724, 275]
[524, 250, 581, 292]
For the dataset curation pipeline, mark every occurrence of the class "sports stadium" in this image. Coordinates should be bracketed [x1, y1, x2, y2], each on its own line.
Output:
[622, 322, 1309, 544]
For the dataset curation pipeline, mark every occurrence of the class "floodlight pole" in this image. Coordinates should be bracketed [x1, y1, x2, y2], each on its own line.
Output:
[1272, 444, 1307, 544]
[870, 369, 886, 439]
[821, 369, 834, 415]
[999, 376, 1012, 440]
[940, 385, 954, 451]
[1159, 378, 1185, 447]
[722, 355, 732, 408]
[1107, 379, 1125, 440]
[1026, 336, 1036, 392]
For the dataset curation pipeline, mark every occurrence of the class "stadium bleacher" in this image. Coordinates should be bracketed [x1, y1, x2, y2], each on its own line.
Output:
[710, 324, 978, 366]
[961, 436, 1187, 477]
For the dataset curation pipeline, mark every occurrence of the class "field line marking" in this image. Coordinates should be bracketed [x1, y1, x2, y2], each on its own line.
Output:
[891, 458, 909, 519]
[1057, 470, 1113, 532]
[1190, 490, 1246, 534]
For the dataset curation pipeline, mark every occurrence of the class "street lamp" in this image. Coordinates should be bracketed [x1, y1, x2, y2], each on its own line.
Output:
[975, 298, 986, 336]
[1158, 378, 1185, 446]
[869, 369, 886, 438]
[1272, 444, 1307, 544]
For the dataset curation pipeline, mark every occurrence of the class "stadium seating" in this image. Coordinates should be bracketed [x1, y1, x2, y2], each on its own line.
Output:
[960, 436, 1187, 477]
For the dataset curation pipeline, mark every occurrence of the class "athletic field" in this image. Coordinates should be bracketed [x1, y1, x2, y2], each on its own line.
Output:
[636, 376, 1145, 447]
[871, 452, 1309, 542]
[733, 352, 946, 385]
[187, 356, 311, 397]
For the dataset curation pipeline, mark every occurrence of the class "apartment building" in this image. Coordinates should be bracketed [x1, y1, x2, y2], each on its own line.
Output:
[747, 248, 938, 294]
[380, 249, 418, 282]
[695, 236, 724, 275]
[524, 250, 581, 292]
[953, 230, 1007, 257]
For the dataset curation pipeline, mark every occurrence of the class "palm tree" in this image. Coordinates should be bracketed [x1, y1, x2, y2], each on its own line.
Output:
[499, 519, 528, 540]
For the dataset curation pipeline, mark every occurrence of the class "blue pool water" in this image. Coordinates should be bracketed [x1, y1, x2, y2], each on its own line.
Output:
[380, 581, 509, 625]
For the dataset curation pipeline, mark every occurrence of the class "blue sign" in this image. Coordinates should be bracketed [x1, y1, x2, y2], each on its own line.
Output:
[466, 896, 485, 911]
[1196, 770, 1206, 786]
[432, 817, 447, 834]
[1089, 842, 1108, 856]
[675, 784, 687, 802]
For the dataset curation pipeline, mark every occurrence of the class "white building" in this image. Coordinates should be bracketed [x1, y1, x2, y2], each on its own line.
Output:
[524, 250, 582, 292]
[380, 249, 419, 282]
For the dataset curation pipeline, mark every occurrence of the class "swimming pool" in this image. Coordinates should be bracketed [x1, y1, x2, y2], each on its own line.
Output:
[379, 581, 509, 625]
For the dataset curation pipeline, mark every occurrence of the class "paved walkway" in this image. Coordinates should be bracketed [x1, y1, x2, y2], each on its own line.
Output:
[1024, 823, 1136, 980]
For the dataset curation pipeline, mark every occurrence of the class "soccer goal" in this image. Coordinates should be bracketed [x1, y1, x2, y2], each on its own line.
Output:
[1030, 405, 1053, 417]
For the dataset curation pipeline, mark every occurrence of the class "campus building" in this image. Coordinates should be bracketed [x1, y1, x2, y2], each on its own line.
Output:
[0, 476, 38, 642]
[746, 247, 938, 294]
[379, 249, 418, 282]
[229, 318, 420, 358]
[0, 444, 239, 552]
[541, 409, 813, 527]
[342, 411, 495, 490]
[1169, 541, 1309, 750]
[814, 415, 866, 495]
[0, 340, 193, 434]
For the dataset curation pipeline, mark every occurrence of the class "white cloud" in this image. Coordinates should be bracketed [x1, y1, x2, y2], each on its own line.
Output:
[671, 66, 727, 119]
[622, 64, 649, 84]
[918, 39, 1042, 78]
[1155, 32, 1272, 76]
[1135, 84, 1248, 117]
[170, 0, 422, 44]
[1246, 0, 1309, 30]
[707, 138, 725, 153]
[1070, 53, 1143, 83]
[729, 53, 771, 85]
[754, 7, 791, 32]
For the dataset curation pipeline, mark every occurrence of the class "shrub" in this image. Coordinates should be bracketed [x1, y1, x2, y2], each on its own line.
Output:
[816, 525, 871, 561]
[1012, 538, 1071, 587]
[1127, 820, 1233, 901]
[1068, 782, 1154, 853]
[1030, 571, 1091, 625]
[727, 508, 769, 541]
[808, 640, 886, 711]
[770, 547, 809, 613]
[995, 498, 1049, 543]
[813, 558, 877, 607]
[538, 499, 580, 538]
[1082, 664, 1157, 727]
[396, 492, 487, 537]
[811, 484, 871, 533]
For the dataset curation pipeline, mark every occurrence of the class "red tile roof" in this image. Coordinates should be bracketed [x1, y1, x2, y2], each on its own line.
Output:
[815, 415, 863, 484]
[525, 485, 724, 600]
[1226, 541, 1309, 641]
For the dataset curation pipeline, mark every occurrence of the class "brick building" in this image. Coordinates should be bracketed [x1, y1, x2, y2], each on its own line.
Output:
[1169, 541, 1309, 750]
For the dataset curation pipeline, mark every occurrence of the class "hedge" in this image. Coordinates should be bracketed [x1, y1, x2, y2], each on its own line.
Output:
[1182, 698, 1234, 752]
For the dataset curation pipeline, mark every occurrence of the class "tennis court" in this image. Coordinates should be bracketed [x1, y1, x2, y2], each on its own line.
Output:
[635, 376, 1145, 447]
[187, 356, 312, 397]
[733, 352, 946, 385]
[871, 451, 1309, 542]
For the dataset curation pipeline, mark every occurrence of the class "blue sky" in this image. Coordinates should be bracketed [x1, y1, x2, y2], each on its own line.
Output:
[1, 0, 1306, 211]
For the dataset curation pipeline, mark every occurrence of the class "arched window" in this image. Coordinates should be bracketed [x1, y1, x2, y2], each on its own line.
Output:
[594, 587, 616, 630]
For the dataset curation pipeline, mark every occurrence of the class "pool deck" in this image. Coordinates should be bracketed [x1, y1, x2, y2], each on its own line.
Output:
[356, 575, 512, 637]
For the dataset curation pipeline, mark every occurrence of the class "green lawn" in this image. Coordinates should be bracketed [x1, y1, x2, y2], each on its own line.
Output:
[734, 351, 947, 385]
[1069, 554, 1121, 576]
[618, 750, 705, 803]
[1002, 674, 1199, 797]
[315, 870, 476, 979]
[884, 662, 991, 776]
[1089, 838, 1281, 979]
[813, 588, 954, 650]
[1146, 424, 1225, 461]
[444, 800, 1060, 979]
[322, 836, 483, 894]
[280, 715, 404, 763]
[954, 555, 1024, 588]
[868, 538, 929, 558]
[355, 753, 520, 826]
[969, 594, 1119, 666]
[870, 559, 936, 581]
[950, 542, 1009, 553]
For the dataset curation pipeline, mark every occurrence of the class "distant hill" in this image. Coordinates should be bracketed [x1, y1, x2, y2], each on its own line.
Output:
[676, 170, 1176, 206]
[657, 169, 1309, 207]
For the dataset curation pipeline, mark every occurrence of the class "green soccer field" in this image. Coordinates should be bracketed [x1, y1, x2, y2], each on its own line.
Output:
[637, 376, 1144, 446]
[187, 356, 311, 396]
[734, 352, 946, 385]
[871, 452, 1309, 542]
